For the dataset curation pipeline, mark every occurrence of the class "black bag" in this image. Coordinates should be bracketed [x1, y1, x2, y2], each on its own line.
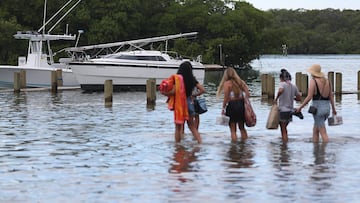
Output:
[308, 106, 317, 115]
[194, 98, 207, 114]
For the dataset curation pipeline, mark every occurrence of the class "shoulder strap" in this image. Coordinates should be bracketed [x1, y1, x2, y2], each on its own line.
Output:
[314, 79, 320, 95]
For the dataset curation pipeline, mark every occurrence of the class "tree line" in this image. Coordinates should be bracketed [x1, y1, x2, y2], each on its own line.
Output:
[1, 0, 360, 67]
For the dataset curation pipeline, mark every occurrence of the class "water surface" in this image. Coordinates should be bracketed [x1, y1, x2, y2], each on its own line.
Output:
[1, 55, 360, 202]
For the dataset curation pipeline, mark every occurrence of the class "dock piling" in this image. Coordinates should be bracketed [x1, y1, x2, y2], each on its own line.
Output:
[104, 80, 113, 107]
[20, 70, 26, 88]
[14, 72, 21, 93]
[146, 78, 156, 109]
[51, 71, 58, 93]
[300, 74, 308, 97]
[261, 74, 268, 97]
[335, 72, 342, 95]
[328, 71, 334, 93]
[57, 69, 63, 87]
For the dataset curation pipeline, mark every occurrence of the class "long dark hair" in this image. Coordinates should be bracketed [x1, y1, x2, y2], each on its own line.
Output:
[177, 61, 196, 97]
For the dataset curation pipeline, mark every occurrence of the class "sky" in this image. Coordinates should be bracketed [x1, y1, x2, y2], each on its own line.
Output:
[243, 0, 360, 11]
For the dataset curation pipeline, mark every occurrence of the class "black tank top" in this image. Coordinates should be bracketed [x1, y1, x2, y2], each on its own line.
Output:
[313, 79, 329, 100]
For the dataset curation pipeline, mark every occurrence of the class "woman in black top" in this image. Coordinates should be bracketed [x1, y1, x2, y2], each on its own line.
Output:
[296, 64, 337, 142]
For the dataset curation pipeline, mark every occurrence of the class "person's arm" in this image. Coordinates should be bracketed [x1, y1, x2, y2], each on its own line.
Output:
[296, 79, 315, 112]
[222, 82, 230, 115]
[275, 87, 284, 103]
[193, 83, 205, 97]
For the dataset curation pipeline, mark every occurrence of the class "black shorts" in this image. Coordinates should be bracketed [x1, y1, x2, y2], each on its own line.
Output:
[225, 100, 245, 123]
[279, 111, 292, 122]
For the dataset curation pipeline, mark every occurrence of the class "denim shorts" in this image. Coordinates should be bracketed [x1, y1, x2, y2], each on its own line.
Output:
[187, 97, 196, 116]
[311, 100, 330, 127]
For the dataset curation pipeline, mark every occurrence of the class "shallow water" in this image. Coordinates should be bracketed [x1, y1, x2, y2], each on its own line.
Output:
[1, 55, 360, 202]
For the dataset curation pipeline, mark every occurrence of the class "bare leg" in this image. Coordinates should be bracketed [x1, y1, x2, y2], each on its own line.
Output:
[280, 121, 289, 142]
[229, 122, 238, 142]
[238, 121, 248, 140]
[187, 116, 202, 144]
[175, 124, 183, 142]
[319, 126, 329, 142]
[180, 123, 185, 138]
[194, 115, 200, 130]
[312, 126, 320, 142]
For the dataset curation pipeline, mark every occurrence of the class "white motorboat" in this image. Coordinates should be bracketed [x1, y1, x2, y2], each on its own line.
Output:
[0, 0, 81, 88]
[66, 32, 205, 91]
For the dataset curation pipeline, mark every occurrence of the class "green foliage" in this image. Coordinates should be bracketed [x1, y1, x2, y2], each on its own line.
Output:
[1, 0, 360, 66]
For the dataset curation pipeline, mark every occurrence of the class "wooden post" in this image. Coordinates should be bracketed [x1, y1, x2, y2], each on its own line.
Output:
[328, 71, 334, 93]
[146, 78, 156, 108]
[335, 72, 342, 95]
[20, 69, 26, 89]
[301, 74, 308, 97]
[51, 70, 58, 93]
[104, 80, 113, 107]
[267, 75, 275, 100]
[261, 74, 268, 97]
[14, 72, 21, 93]
[295, 72, 302, 92]
[56, 69, 63, 87]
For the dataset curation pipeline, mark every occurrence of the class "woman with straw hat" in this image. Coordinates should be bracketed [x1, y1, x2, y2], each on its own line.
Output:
[295, 64, 337, 142]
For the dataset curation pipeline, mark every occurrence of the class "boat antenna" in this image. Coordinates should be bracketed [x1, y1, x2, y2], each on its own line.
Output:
[48, 0, 82, 33]
[38, 0, 74, 33]
[42, 0, 47, 34]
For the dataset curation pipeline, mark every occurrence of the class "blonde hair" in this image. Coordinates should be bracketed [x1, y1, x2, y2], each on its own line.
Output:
[216, 67, 248, 97]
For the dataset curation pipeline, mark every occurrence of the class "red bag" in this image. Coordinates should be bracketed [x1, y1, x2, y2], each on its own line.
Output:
[244, 95, 256, 127]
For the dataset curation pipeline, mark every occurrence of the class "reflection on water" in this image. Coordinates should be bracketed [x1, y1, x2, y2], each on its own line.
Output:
[169, 144, 200, 175]
[308, 143, 336, 201]
[223, 141, 255, 200]
[226, 141, 255, 169]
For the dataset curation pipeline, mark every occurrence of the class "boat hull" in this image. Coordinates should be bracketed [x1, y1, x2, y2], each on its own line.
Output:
[0, 65, 79, 87]
[70, 62, 205, 91]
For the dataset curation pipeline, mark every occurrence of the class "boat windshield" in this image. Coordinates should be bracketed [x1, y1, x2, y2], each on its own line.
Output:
[106, 55, 167, 61]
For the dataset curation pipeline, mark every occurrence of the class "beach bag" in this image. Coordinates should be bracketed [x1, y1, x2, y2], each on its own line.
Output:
[266, 104, 279, 129]
[159, 78, 174, 94]
[244, 95, 256, 127]
[328, 115, 343, 126]
[194, 98, 207, 114]
[216, 115, 230, 126]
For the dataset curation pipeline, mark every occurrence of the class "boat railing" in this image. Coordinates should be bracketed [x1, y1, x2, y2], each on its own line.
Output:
[64, 32, 201, 62]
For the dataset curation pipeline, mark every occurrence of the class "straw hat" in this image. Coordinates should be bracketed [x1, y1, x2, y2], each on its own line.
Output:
[307, 64, 324, 78]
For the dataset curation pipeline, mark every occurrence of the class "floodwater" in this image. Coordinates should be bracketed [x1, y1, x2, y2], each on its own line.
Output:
[1, 55, 360, 202]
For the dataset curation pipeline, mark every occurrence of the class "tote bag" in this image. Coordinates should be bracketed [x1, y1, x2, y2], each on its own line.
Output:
[194, 98, 207, 114]
[244, 95, 256, 127]
[266, 104, 279, 129]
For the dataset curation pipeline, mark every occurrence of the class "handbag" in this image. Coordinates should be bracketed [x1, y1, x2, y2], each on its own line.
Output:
[266, 104, 279, 129]
[216, 115, 230, 126]
[244, 94, 256, 127]
[328, 115, 343, 126]
[308, 105, 317, 115]
[194, 98, 207, 114]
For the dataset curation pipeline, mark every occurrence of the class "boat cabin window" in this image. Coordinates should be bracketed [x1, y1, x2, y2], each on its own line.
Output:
[111, 55, 166, 61]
